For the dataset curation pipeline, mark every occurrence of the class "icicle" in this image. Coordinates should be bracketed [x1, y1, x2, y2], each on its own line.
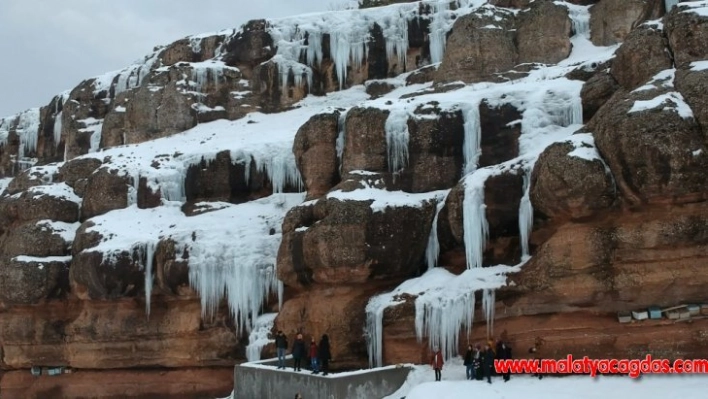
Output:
[143, 241, 157, 317]
[429, 1, 451, 64]
[415, 290, 476, 361]
[336, 111, 348, 174]
[482, 289, 495, 339]
[245, 313, 278, 362]
[305, 31, 324, 67]
[462, 171, 490, 269]
[518, 170, 533, 259]
[383, 17, 409, 70]
[425, 193, 449, 271]
[462, 103, 482, 175]
[385, 108, 410, 177]
[253, 153, 304, 194]
[53, 111, 63, 148]
[366, 304, 385, 368]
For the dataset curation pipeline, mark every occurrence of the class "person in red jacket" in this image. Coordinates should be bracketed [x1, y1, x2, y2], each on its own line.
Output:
[431, 347, 444, 381]
[309, 337, 320, 374]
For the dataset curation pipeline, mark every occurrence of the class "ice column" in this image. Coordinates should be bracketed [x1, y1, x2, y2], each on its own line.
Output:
[462, 103, 482, 174]
[385, 108, 410, 177]
[425, 194, 449, 271]
[482, 288, 495, 339]
[415, 291, 476, 361]
[462, 171, 490, 270]
[518, 170, 533, 259]
[245, 313, 278, 362]
[142, 241, 157, 317]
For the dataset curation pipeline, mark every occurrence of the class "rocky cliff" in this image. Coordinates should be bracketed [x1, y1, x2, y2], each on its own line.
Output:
[1, 0, 708, 398]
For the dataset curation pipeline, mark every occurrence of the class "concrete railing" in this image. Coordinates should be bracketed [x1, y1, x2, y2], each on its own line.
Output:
[233, 358, 411, 399]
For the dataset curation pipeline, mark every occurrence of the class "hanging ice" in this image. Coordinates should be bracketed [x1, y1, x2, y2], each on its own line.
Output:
[462, 103, 482, 175]
[482, 288, 495, 339]
[425, 192, 450, 271]
[365, 301, 387, 368]
[141, 241, 157, 318]
[462, 170, 490, 270]
[385, 108, 410, 176]
[518, 170, 533, 259]
[246, 313, 278, 362]
[565, 3, 591, 39]
[415, 289, 476, 361]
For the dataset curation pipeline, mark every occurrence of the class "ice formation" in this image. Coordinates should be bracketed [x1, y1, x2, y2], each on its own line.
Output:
[518, 170, 533, 259]
[481, 289, 495, 339]
[425, 191, 450, 271]
[385, 108, 410, 176]
[462, 169, 491, 270]
[336, 110, 348, 174]
[461, 102, 482, 174]
[246, 313, 278, 362]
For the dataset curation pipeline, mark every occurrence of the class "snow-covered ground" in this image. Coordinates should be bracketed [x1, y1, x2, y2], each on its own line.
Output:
[384, 359, 708, 399]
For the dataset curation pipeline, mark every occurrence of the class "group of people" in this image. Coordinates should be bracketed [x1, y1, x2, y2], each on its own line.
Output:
[275, 331, 332, 376]
[431, 339, 525, 383]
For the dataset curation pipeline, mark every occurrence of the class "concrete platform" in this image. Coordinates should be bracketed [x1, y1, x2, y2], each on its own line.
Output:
[233, 358, 411, 399]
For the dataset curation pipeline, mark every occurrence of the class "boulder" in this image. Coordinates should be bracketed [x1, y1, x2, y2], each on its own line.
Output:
[516, 1, 572, 65]
[530, 138, 616, 221]
[222, 20, 276, 74]
[293, 112, 342, 200]
[580, 71, 620, 121]
[590, 0, 648, 46]
[610, 25, 673, 91]
[436, 9, 518, 83]
[478, 100, 522, 167]
[62, 79, 113, 160]
[590, 88, 708, 205]
[4, 164, 60, 195]
[81, 168, 130, 220]
[277, 190, 437, 289]
[59, 158, 103, 188]
[0, 185, 80, 234]
[69, 247, 146, 300]
[1, 221, 71, 258]
[0, 256, 70, 305]
[665, 3, 708, 69]
[341, 107, 390, 174]
[675, 68, 708, 131]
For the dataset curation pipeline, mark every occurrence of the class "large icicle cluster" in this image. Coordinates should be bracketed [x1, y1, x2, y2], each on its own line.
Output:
[385, 108, 410, 176]
[265, 0, 480, 91]
[462, 168, 492, 270]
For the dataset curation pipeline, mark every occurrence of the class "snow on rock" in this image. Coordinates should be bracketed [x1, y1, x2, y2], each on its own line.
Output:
[246, 312, 278, 362]
[690, 60, 708, 71]
[36, 220, 81, 245]
[13, 182, 82, 204]
[91, 51, 161, 97]
[632, 69, 676, 93]
[77, 117, 105, 153]
[0, 108, 41, 167]
[83, 193, 305, 332]
[326, 183, 448, 213]
[11, 255, 73, 270]
[366, 265, 519, 367]
[425, 190, 450, 271]
[75, 87, 368, 202]
[628, 92, 694, 119]
[678, 0, 708, 17]
[0, 177, 11, 195]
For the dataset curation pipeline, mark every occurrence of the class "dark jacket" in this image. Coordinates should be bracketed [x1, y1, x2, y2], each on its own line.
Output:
[496, 342, 512, 360]
[275, 334, 288, 349]
[483, 349, 495, 368]
[318, 335, 332, 361]
[464, 349, 473, 366]
[292, 338, 306, 359]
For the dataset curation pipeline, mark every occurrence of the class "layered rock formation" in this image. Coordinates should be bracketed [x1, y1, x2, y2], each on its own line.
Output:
[1, 0, 708, 398]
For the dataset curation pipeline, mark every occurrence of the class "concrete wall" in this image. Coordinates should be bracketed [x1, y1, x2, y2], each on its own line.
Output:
[233, 359, 411, 399]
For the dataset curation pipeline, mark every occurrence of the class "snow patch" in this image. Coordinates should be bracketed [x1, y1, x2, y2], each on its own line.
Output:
[633, 69, 675, 93]
[36, 220, 81, 244]
[628, 92, 694, 119]
[12, 255, 72, 264]
[678, 0, 708, 17]
[690, 60, 708, 72]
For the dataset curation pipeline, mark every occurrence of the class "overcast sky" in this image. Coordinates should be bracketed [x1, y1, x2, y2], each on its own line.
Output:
[0, 0, 356, 117]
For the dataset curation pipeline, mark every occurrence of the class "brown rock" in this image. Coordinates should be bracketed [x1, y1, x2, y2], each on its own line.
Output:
[4, 164, 60, 195]
[0, 297, 240, 370]
[437, 9, 518, 83]
[0, 256, 70, 304]
[277, 194, 436, 288]
[675, 68, 708, 131]
[293, 112, 342, 200]
[530, 139, 616, 221]
[0, 367, 234, 399]
[69, 248, 145, 300]
[2, 221, 71, 258]
[59, 158, 102, 188]
[222, 20, 276, 74]
[405, 65, 437, 85]
[158, 34, 226, 67]
[479, 100, 522, 167]
[0, 185, 80, 234]
[341, 107, 389, 174]
[274, 284, 394, 370]
[62, 79, 112, 160]
[516, 1, 572, 65]
[610, 25, 673, 91]
[590, 0, 648, 46]
[665, 3, 708, 69]
[365, 81, 397, 99]
[590, 88, 708, 205]
[580, 70, 620, 121]
[81, 168, 130, 220]
[488, 0, 530, 7]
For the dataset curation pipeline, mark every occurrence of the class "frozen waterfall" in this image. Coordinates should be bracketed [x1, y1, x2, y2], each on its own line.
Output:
[462, 170, 491, 270]
[519, 170, 533, 259]
[385, 108, 410, 177]
[246, 313, 278, 362]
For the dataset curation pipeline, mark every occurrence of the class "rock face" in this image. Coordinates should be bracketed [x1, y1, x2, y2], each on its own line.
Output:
[293, 112, 342, 200]
[610, 25, 673, 91]
[590, 0, 648, 46]
[515, 1, 572, 65]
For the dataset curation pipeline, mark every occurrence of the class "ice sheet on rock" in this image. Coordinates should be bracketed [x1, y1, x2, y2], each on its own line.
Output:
[77, 117, 104, 153]
[678, 1, 708, 17]
[0, 178, 11, 195]
[13, 182, 82, 204]
[83, 194, 305, 331]
[246, 313, 278, 362]
[326, 181, 447, 213]
[91, 50, 161, 97]
[425, 190, 450, 271]
[0, 108, 41, 163]
[628, 92, 694, 119]
[36, 220, 81, 244]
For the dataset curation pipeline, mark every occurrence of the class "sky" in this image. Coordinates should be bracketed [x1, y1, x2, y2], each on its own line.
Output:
[0, 0, 358, 117]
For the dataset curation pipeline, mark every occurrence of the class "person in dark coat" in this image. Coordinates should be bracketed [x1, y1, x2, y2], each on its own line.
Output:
[318, 334, 332, 376]
[496, 341, 512, 382]
[431, 347, 444, 381]
[463, 345, 474, 380]
[482, 344, 495, 384]
[308, 337, 319, 374]
[529, 345, 543, 379]
[291, 333, 306, 371]
[473, 344, 483, 380]
[275, 330, 288, 369]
